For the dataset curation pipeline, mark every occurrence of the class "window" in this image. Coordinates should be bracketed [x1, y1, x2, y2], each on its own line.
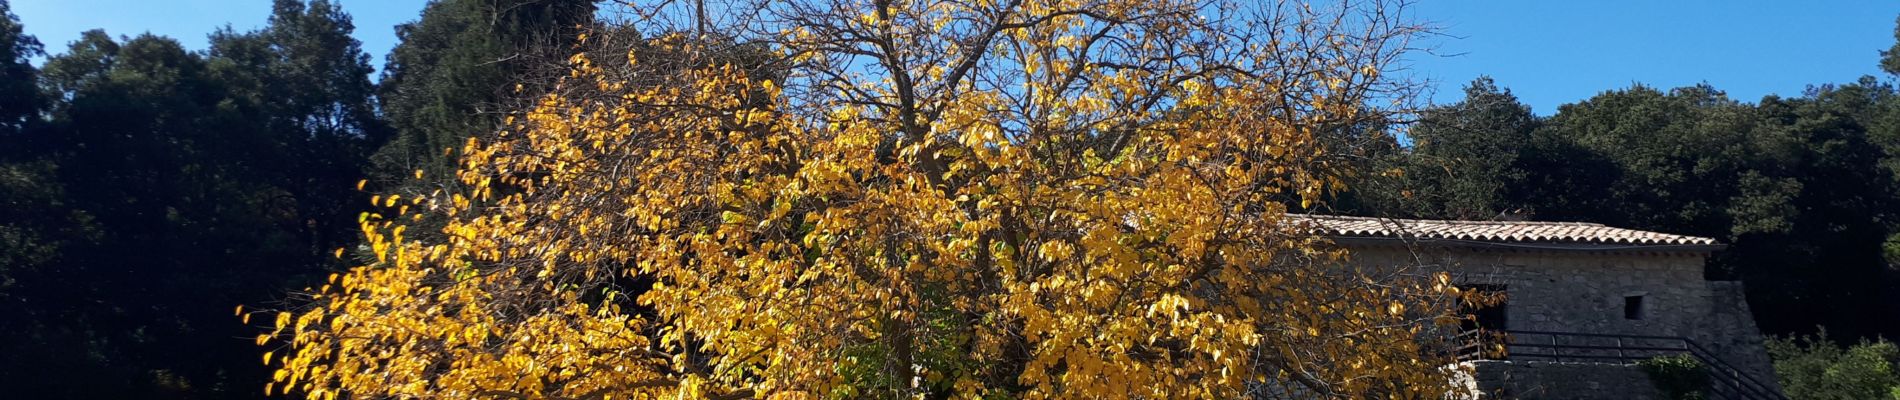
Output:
[1624, 295, 1645, 320]
[1458, 284, 1507, 332]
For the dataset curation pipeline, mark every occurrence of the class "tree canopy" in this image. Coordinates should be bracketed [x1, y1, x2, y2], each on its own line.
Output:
[6, 0, 1900, 398]
[371, 0, 594, 194]
[261, 0, 1471, 398]
[0, 1, 389, 397]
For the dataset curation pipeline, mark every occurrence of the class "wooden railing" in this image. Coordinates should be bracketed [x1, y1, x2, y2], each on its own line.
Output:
[1453, 329, 1786, 400]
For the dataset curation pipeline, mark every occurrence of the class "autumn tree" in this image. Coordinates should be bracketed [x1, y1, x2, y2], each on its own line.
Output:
[263, 0, 1470, 398]
[371, 0, 594, 193]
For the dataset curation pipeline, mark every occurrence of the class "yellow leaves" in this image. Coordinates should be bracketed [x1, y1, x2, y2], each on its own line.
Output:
[1146, 293, 1190, 320]
[259, 0, 1456, 398]
[1035, 241, 1074, 262]
[370, 237, 389, 263]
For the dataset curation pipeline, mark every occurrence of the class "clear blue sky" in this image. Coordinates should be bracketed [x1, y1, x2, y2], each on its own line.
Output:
[11, 0, 428, 74]
[10, 1, 1899, 114]
[1406, 1, 1900, 114]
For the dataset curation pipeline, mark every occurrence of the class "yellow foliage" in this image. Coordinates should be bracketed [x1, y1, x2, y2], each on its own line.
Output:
[259, 0, 1466, 399]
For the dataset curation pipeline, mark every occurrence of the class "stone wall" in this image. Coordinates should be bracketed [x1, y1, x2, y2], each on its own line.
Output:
[1459, 361, 1664, 400]
[1702, 281, 1777, 389]
[1341, 243, 1781, 393]
[1346, 246, 1709, 337]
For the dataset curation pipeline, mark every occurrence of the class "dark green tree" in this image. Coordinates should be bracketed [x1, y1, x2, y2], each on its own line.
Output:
[38, 30, 116, 100]
[1876, 16, 1900, 273]
[0, 0, 37, 132]
[1300, 99, 1412, 217]
[1738, 80, 1899, 339]
[1526, 84, 1762, 234]
[209, 0, 388, 266]
[1768, 333, 1900, 400]
[0, 1, 389, 397]
[0, 8, 109, 394]
[1402, 77, 1541, 219]
[21, 31, 286, 398]
[371, 0, 594, 193]
[1520, 83, 1900, 339]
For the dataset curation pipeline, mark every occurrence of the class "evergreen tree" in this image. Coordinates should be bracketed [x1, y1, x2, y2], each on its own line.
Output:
[0, 1, 390, 396]
[25, 31, 281, 398]
[1526, 84, 1761, 234]
[209, 0, 387, 267]
[0, 0, 37, 133]
[1875, 15, 1900, 275]
[372, 0, 593, 193]
[0, 7, 106, 395]
[1404, 77, 1541, 219]
[1740, 80, 1899, 339]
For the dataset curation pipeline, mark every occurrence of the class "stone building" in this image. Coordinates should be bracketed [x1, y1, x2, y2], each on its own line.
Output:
[1296, 215, 1785, 400]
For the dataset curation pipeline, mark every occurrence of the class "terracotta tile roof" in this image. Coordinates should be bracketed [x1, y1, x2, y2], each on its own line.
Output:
[1289, 215, 1720, 246]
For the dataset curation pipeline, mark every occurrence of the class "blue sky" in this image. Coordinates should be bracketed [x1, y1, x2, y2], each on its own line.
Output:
[10, 1, 1899, 114]
[11, 0, 427, 74]
[1405, 2, 1899, 114]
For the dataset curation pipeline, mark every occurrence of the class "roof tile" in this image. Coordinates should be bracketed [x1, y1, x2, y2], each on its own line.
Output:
[1289, 215, 1719, 246]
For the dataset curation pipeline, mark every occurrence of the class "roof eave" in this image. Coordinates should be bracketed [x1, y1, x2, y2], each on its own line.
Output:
[1325, 236, 1728, 254]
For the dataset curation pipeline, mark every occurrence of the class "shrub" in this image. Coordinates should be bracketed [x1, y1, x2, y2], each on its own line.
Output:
[1640, 354, 1710, 400]
[1766, 332, 1900, 400]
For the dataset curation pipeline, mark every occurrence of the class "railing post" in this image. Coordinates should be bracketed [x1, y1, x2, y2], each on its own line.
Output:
[1551, 334, 1560, 362]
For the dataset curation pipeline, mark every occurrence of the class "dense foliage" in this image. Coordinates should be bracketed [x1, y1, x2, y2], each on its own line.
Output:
[0, 0, 573, 397]
[371, 0, 593, 193]
[1, 0, 1900, 398]
[1768, 333, 1900, 400]
[262, 0, 1473, 398]
[1639, 354, 1711, 400]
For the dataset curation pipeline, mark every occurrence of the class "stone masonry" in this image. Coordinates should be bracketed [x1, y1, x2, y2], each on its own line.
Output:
[1340, 241, 1782, 398]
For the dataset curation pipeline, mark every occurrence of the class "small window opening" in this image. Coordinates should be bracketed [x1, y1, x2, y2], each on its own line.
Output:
[1624, 296, 1645, 320]
[1458, 284, 1507, 332]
